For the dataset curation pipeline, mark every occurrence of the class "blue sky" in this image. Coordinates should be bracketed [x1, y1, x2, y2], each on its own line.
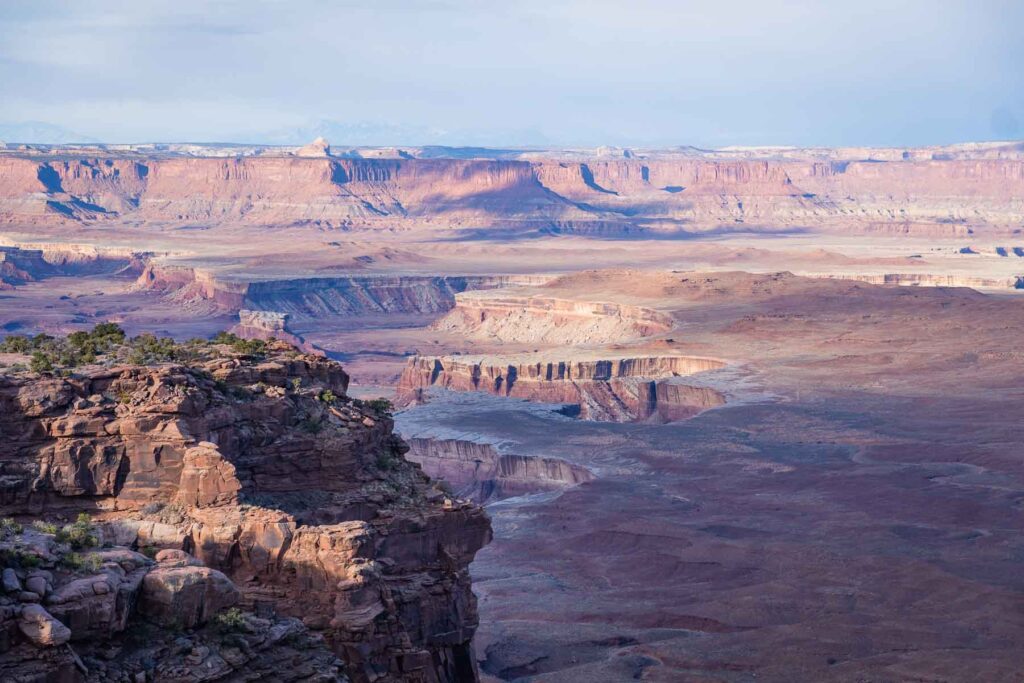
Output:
[0, 0, 1021, 147]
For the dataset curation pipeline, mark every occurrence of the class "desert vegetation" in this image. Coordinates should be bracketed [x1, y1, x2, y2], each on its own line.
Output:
[0, 323, 275, 375]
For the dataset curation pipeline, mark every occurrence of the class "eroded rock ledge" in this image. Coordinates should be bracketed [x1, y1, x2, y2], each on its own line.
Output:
[404, 438, 594, 504]
[397, 354, 726, 422]
[0, 343, 491, 682]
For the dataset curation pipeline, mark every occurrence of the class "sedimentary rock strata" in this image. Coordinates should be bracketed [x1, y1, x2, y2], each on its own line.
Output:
[137, 267, 551, 317]
[2, 144, 1023, 233]
[0, 244, 147, 289]
[404, 438, 593, 504]
[398, 354, 726, 422]
[0, 343, 492, 682]
[430, 293, 673, 345]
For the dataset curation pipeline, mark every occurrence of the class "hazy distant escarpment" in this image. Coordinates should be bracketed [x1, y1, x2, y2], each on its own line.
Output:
[1, 143, 1022, 234]
[0, 329, 491, 682]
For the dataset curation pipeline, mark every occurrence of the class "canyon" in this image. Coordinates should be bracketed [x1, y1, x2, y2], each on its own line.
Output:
[0, 141, 1022, 681]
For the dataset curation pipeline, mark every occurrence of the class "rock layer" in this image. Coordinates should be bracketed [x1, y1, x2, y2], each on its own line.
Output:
[397, 354, 726, 422]
[430, 293, 673, 345]
[404, 438, 594, 504]
[137, 268, 552, 316]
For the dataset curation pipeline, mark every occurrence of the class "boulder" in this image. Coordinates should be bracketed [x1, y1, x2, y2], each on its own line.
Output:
[154, 548, 203, 567]
[140, 563, 239, 628]
[25, 575, 49, 596]
[17, 604, 71, 646]
[3, 567, 22, 593]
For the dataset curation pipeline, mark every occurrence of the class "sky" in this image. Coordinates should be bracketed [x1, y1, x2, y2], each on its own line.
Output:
[0, 0, 1022, 148]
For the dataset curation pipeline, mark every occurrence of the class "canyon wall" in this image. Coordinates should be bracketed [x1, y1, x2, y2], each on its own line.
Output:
[0, 345, 492, 682]
[397, 355, 726, 422]
[0, 244, 147, 288]
[136, 266, 552, 317]
[2, 151, 1022, 233]
[403, 438, 593, 504]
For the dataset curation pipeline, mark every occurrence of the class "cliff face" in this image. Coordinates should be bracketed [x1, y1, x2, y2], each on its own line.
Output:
[1, 152, 1021, 233]
[397, 355, 725, 422]
[403, 438, 593, 504]
[0, 345, 492, 682]
[136, 268, 552, 317]
[0, 245, 146, 288]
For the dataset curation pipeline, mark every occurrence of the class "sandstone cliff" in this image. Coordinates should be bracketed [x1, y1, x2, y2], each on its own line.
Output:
[2, 149, 1021, 234]
[136, 268, 551, 317]
[0, 339, 491, 682]
[403, 438, 593, 504]
[397, 354, 726, 422]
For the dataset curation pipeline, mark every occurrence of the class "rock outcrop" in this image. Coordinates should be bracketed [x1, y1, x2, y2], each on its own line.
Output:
[397, 354, 726, 422]
[230, 309, 323, 355]
[0, 528, 348, 681]
[430, 293, 673, 345]
[404, 438, 593, 504]
[0, 342, 492, 682]
[296, 137, 332, 158]
[0, 244, 148, 289]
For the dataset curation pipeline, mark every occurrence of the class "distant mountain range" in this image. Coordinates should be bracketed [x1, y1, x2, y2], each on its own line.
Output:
[254, 119, 551, 148]
[0, 121, 100, 145]
[0, 119, 550, 148]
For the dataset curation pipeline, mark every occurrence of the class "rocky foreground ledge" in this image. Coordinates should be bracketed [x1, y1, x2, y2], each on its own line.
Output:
[0, 334, 491, 682]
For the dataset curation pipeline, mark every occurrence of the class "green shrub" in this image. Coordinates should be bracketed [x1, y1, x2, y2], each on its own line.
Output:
[0, 517, 23, 535]
[30, 351, 54, 374]
[0, 335, 30, 353]
[290, 377, 302, 392]
[318, 389, 336, 404]
[61, 552, 103, 572]
[32, 520, 58, 535]
[126, 333, 179, 364]
[212, 607, 246, 632]
[366, 398, 393, 414]
[0, 548, 41, 568]
[18, 551, 42, 568]
[55, 513, 99, 550]
[212, 332, 266, 357]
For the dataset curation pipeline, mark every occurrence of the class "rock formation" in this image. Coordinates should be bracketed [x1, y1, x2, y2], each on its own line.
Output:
[403, 438, 593, 504]
[136, 269, 551, 318]
[430, 293, 673, 345]
[0, 340, 492, 682]
[296, 137, 332, 158]
[397, 354, 726, 422]
[0, 244, 148, 289]
[229, 309, 323, 355]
